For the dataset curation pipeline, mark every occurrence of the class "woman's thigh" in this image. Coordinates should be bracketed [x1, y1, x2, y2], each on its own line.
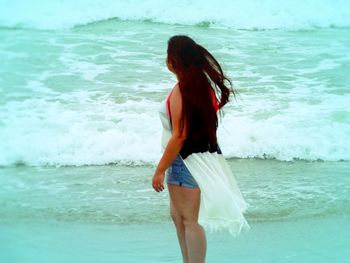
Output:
[167, 183, 201, 222]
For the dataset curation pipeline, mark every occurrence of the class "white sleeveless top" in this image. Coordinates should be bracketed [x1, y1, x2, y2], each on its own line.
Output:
[158, 97, 172, 153]
[158, 91, 251, 237]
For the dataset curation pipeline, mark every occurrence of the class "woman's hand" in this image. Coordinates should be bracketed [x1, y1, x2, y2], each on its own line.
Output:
[152, 170, 165, 192]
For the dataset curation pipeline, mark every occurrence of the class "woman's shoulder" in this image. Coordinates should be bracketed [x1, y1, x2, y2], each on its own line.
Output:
[167, 82, 180, 100]
[172, 82, 180, 93]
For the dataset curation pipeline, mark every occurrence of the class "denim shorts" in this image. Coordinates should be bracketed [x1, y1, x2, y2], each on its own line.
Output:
[166, 154, 199, 188]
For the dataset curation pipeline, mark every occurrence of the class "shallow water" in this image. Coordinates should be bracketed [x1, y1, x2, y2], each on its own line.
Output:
[1, 160, 350, 262]
[1, 160, 349, 225]
[1, 217, 350, 263]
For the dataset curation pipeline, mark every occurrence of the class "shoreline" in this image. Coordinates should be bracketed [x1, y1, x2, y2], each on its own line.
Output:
[1, 214, 349, 262]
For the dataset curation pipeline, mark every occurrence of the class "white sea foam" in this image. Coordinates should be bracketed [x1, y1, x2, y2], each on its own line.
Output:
[0, 91, 162, 166]
[0, 0, 349, 30]
[58, 52, 111, 81]
[0, 88, 349, 167]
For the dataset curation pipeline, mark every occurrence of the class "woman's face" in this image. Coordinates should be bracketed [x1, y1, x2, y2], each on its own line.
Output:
[166, 55, 175, 73]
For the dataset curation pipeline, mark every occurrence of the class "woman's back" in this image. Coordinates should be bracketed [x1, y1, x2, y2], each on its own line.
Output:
[166, 85, 222, 160]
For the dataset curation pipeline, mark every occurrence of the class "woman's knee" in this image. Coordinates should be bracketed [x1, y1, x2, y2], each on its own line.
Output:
[170, 209, 184, 226]
[182, 218, 199, 229]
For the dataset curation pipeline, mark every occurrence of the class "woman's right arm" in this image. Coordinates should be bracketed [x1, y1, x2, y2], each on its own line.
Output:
[154, 84, 188, 180]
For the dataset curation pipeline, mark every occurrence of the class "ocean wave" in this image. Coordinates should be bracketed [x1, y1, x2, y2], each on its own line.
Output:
[0, 90, 349, 167]
[0, 0, 349, 30]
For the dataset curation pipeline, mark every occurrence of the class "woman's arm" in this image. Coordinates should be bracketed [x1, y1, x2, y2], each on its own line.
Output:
[152, 84, 188, 192]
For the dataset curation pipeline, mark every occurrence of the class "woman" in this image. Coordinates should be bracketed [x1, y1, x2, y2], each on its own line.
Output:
[152, 35, 250, 263]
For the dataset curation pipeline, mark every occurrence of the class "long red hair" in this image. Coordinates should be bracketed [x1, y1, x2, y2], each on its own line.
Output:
[167, 35, 235, 146]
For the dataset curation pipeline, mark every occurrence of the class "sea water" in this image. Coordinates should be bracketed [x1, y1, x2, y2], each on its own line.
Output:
[0, 1, 349, 262]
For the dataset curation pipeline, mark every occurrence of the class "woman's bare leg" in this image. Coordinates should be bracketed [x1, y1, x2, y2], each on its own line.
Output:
[169, 192, 189, 263]
[168, 184, 206, 263]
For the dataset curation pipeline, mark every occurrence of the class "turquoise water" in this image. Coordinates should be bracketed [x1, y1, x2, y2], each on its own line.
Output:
[1, 0, 350, 262]
[1, 21, 350, 165]
[1, 161, 349, 262]
[1, 216, 350, 262]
